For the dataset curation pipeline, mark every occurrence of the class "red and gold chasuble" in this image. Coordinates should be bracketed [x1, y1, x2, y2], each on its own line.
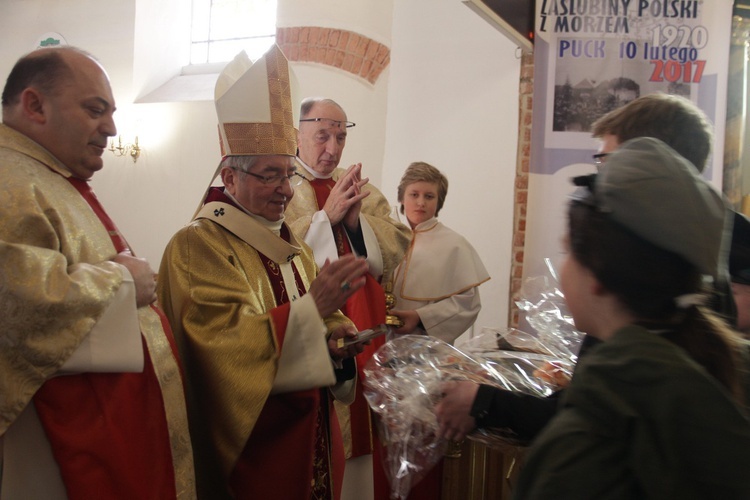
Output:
[32, 178, 182, 499]
[203, 188, 345, 500]
[310, 178, 387, 458]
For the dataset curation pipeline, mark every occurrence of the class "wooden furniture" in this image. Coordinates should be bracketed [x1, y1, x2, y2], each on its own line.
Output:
[441, 440, 526, 500]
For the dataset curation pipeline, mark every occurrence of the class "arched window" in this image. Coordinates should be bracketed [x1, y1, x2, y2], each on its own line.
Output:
[191, 0, 277, 64]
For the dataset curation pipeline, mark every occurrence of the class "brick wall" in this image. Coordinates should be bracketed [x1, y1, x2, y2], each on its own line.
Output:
[509, 51, 534, 328]
[276, 27, 390, 84]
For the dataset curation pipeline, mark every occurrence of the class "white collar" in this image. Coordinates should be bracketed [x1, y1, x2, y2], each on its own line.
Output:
[223, 188, 284, 235]
[297, 156, 334, 180]
[412, 217, 439, 232]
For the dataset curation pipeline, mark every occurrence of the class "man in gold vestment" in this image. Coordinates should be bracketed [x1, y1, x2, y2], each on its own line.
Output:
[0, 47, 194, 498]
[157, 45, 368, 500]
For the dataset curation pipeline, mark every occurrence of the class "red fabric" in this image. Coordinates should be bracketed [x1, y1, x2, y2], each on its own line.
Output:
[310, 179, 353, 258]
[230, 389, 345, 500]
[268, 302, 291, 349]
[310, 178, 388, 458]
[340, 275, 386, 457]
[227, 200, 344, 499]
[32, 178, 178, 499]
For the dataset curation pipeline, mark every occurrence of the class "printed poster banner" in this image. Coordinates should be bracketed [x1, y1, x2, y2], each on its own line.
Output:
[524, 0, 734, 280]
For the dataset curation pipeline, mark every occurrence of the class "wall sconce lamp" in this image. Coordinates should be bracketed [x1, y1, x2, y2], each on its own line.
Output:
[108, 136, 141, 162]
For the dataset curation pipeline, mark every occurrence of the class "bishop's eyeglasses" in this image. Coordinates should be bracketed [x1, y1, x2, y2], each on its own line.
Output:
[299, 117, 356, 129]
[232, 168, 305, 187]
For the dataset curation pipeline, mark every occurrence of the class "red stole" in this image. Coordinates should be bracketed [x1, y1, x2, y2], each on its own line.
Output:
[205, 187, 344, 499]
[32, 178, 178, 500]
[309, 181, 441, 500]
[310, 178, 387, 458]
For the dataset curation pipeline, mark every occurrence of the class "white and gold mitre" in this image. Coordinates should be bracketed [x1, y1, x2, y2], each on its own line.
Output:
[214, 44, 299, 156]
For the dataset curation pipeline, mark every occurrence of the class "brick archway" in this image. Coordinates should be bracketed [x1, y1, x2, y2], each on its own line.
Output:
[276, 27, 390, 84]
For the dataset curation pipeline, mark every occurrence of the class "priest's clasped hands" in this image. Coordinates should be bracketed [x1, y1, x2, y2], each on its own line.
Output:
[113, 250, 158, 307]
[322, 163, 371, 231]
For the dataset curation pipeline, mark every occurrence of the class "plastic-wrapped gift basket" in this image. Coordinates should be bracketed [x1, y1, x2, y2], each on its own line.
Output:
[363, 273, 584, 499]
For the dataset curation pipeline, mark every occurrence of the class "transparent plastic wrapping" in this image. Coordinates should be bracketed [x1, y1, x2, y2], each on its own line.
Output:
[363, 268, 583, 499]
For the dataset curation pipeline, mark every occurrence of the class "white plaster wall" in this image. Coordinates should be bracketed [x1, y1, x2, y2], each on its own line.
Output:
[524, 163, 594, 281]
[132, 0, 191, 100]
[0, 0, 134, 93]
[278, 0, 393, 45]
[382, 0, 521, 335]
